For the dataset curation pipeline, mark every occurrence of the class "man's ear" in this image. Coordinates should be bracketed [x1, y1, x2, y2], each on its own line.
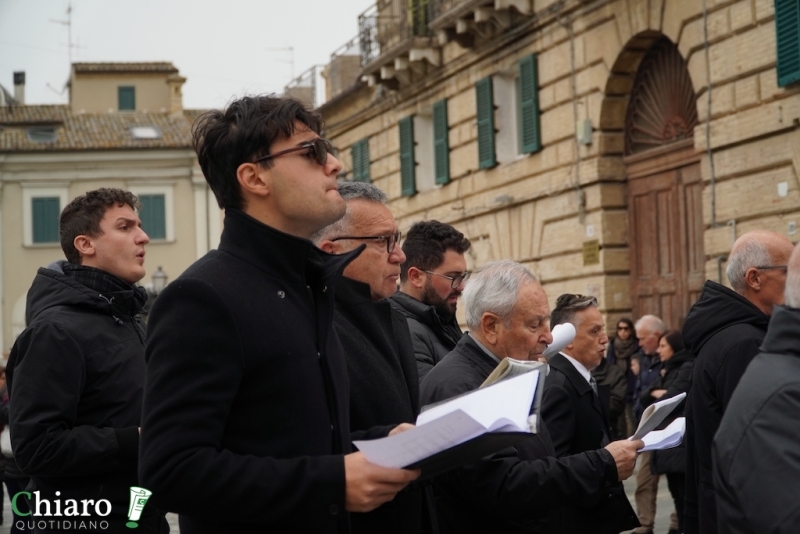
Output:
[73, 235, 95, 260]
[481, 312, 501, 345]
[236, 162, 270, 199]
[407, 266, 426, 289]
[744, 266, 762, 291]
[318, 240, 337, 254]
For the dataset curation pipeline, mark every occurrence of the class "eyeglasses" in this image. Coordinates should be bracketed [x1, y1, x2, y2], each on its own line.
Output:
[331, 232, 402, 254]
[423, 270, 472, 289]
[755, 265, 788, 273]
[254, 138, 333, 166]
[617, 326, 631, 331]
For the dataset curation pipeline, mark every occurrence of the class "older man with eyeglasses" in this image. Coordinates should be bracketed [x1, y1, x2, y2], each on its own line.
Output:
[314, 182, 431, 534]
[389, 220, 472, 383]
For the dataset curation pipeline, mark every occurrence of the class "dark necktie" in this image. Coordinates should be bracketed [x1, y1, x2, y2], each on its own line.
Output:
[589, 376, 599, 396]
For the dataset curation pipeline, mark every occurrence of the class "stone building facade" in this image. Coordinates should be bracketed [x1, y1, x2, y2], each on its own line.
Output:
[318, 0, 800, 330]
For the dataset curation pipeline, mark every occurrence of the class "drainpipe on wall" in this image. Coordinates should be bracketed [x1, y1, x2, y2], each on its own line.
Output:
[703, 0, 718, 228]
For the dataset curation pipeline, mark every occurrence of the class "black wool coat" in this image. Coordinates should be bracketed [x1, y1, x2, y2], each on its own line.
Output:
[681, 280, 769, 534]
[420, 335, 621, 534]
[389, 291, 463, 384]
[333, 277, 423, 534]
[541, 353, 638, 534]
[713, 305, 800, 534]
[140, 209, 363, 534]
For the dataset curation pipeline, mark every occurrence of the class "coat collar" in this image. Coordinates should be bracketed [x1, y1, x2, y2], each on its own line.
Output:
[455, 334, 500, 378]
[549, 353, 592, 396]
[219, 209, 364, 285]
[761, 305, 800, 358]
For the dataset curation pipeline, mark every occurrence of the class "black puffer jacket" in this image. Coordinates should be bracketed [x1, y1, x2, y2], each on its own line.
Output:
[681, 280, 769, 534]
[389, 291, 463, 383]
[640, 349, 694, 474]
[8, 261, 162, 532]
[713, 305, 800, 533]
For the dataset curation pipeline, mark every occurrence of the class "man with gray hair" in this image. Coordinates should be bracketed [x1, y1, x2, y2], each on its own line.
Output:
[420, 261, 642, 534]
[713, 241, 800, 533]
[682, 230, 794, 534]
[314, 181, 423, 534]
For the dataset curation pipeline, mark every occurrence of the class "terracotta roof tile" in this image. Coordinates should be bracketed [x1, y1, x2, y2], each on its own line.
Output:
[72, 62, 179, 75]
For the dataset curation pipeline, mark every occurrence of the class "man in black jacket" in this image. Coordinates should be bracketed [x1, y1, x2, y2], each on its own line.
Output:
[420, 260, 642, 534]
[313, 182, 426, 534]
[713, 242, 800, 533]
[9, 188, 167, 533]
[543, 294, 638, 534]
[390, 221, 471, 383]
[139, 96, 417, 534]
[683, 229, 793, 534]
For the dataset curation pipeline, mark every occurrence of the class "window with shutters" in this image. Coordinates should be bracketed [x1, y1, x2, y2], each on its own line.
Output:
[493, 75, 520, 165]
[128, 185, 175, 242]
[433, 99, 450, 185]
[138, 194, 167, 240]
[351, 139, 371, 182]
[399, 116, 417, 196]
[776, 0, 800, 87]
[118, 86, 136, 111]
[476, 77, 496, 169]
[22, 187, 68, 247]
[518, 54, 542, 153]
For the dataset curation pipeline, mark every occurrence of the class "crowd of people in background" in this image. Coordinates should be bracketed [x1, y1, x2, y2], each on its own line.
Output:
[0, 94, 798, 534]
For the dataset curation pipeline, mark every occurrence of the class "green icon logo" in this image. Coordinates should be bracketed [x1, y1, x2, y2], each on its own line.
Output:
[125, 487, 152, 529]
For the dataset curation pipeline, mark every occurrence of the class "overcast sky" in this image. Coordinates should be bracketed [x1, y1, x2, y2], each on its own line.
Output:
[0, 0, 374, 109]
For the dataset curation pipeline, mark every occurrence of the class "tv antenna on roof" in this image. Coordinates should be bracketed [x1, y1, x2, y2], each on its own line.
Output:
[50, 1, 79, 64]
[265, 47, 295, 80]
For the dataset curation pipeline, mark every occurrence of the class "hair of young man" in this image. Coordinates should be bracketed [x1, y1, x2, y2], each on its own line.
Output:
[399, 220, 471, 282]
[659, 330, 685, 354]
[634, 314, 666, 337]
[550, 294, 598, 330]
[310, 182, 388, 244]
[60, 188, 141, 265]
[726, 237, 773, 293]
[192, 94, 323, 211]
[463, 260, 537, 329]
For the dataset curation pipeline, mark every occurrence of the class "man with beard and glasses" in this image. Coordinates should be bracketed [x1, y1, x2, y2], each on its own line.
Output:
[390, 220, 471, 383]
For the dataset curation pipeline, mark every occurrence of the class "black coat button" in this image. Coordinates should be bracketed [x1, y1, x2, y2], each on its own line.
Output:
[329, 504, 339, 515]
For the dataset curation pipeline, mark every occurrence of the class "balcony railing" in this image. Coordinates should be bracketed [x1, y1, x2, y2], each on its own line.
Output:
[358, 0, 432, 67]
[284, 65, 325, 108]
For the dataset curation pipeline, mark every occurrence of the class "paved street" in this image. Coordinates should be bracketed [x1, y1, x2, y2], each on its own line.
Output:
[0, 456, 674, 533]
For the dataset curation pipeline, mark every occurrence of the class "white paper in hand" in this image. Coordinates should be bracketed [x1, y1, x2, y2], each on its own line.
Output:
[640, 417, 685, 451]
[542, 323, 576, 359]
[630, 392, 687, 441]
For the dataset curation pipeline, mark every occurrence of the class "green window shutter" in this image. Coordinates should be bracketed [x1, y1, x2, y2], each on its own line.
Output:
[32, 197, 60, 244]
[776, 0, 800, 87]
[399, 116, 416, 196]
[139, 194, 167, 240]
[351, 139, 371, 182]
[476, 77, 496, 169]
[519, 54, 542, 153]
[433, 99, 450, 185]
[118, 86, 136, 111]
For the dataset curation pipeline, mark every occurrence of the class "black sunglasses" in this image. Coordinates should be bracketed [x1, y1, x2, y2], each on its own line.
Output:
[331, 232, 402, 254]
[254, 138, 333, 166]
[423, 270, 472, 289]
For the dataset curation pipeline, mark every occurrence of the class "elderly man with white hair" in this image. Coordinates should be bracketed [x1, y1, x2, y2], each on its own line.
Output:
[682, 230, 794, 534]
[420, 260, 643, 534]
[713, 241, 800, 533]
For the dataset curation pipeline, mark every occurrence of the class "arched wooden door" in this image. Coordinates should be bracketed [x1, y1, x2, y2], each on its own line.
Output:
[624, 37, 703, 331]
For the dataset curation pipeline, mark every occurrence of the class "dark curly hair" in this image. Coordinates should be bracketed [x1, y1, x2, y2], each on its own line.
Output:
[399, 220, 471, 282]
[192, 94, 323, 210]
[60, 188, 140, 265]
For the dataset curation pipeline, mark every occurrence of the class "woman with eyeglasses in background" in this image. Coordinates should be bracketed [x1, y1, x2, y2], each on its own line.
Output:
[606, 317, 640, 438]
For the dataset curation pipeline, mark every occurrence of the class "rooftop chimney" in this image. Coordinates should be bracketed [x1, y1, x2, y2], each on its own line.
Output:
[13, 71, 25, 105]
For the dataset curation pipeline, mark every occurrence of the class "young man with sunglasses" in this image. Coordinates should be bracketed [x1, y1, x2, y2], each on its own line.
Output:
[139, 96, 418, 534]
[389, 221, 471, 383]
[314, 181, 432, 534]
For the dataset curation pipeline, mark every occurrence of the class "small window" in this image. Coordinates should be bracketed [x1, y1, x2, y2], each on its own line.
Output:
[139, 194, 167, 240]
[118, 86, 136, 111]
[130, 126, 162, 140]
[26, 126, 57, 143]
[351, 139, 371, 182]
[32, 197, 60, 244]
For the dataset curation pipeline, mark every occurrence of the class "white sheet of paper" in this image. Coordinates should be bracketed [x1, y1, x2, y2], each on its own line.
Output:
[543, 323, 576, 359]
[630, 392, 687, 441]
[640, 417, 685, 452]
[353, 371, 539, 469]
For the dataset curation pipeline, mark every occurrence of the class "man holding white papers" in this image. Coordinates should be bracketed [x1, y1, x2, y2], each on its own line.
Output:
[543, 294, 639, 533]
[713, 242, 800, 534]
[421, 261, 643, 534]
